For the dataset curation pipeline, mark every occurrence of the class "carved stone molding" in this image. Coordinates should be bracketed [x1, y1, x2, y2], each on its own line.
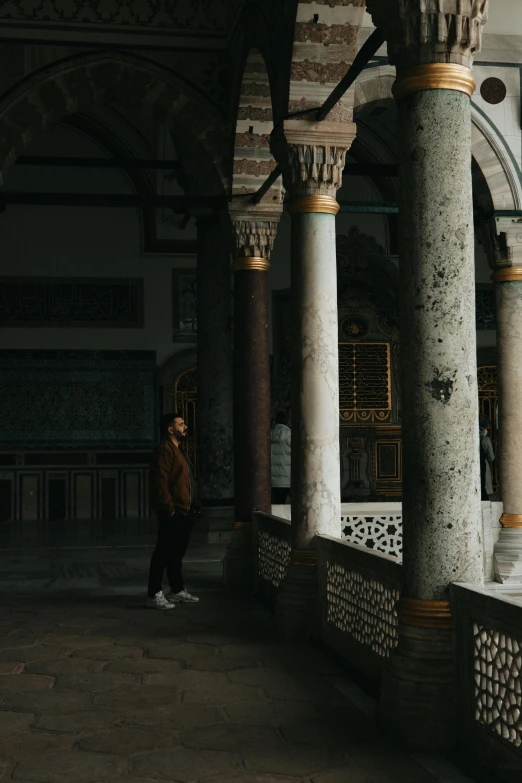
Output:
[271, 120, 356, 198]
[228, 202, 281, 261]
[366, 0, 489, 70]
[481, 216, 522, 271]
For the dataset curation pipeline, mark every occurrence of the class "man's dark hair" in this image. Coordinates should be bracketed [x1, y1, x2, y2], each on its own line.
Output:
[160, 412, 183, 438]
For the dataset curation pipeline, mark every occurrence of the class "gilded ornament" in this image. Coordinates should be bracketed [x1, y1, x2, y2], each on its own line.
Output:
[393, 63, 476, 100]
[288, 195, 340, 215]
[500, 514, 522, 529]
[492, 268, 522, 283]
[231, 257, 270, 272]
[399, 598, 452, 629]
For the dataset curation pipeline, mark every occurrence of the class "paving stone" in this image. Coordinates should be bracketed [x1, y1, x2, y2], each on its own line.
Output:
[147, 642, 216, 660]
[225, 699, 319, 726]
[311, 767, 438, 783]
[0, 633, 37, 649]
[186, 656, 256, 672]
[93, 686, 180, 710]
[212, 776, 302, 783]
[0, 661, 23, 673]
[25, 658, 104, 676]
[34, 708, 127, 734]
[0, 673, 54, 692]
[130, 703, 224, 730]
[80, 726, 178, 755]
[0, 646, 67, 662]
[1, 688, 88, 713]
[218, 644, 286, 658]
[180, 722, 282, 753]
[130, 747, 239, 781]
[142, 670, 228, 689]
[0, 711, 35, 734]
[103, 658, 183, 675]
[280, 716, 364, 747]
[41, 635, 115, 648]
[242, 744, 349, 777]
[185, 633, 247, 646]
[0, 730, 73, 761]
[181, 682, 263, 704]
[12, 750, 122, 781]
[227, 667, 306, 690]
[71, 645, 143, 660]
[54, 671, 137, 692]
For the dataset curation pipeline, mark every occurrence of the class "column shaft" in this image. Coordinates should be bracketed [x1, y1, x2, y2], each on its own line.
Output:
[290, 212, 341, 549]
[196, 216, 234, 504]
[496, 281, 522, 515]
[233, 270, 271, 523]
[399, 88, 483, 599]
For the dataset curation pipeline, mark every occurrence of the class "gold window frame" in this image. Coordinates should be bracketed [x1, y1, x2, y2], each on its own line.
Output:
[339, 341, 392, 424]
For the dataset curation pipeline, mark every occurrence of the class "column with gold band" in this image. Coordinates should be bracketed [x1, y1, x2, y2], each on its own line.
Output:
[366, 0, 488, 750]
[223, 209, 280, 589]
[492, 264, 522, 580]
[270, 121, 356, 637]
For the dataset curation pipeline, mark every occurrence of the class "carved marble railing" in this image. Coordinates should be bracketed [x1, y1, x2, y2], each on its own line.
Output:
[316, 535, 401, 677]
[452, 584, 522, 775]
[340, 502, 403, 559]
[253, 512, 291, 605]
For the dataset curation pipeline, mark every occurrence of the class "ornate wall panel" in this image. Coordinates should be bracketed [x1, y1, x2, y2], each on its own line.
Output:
[476, 287, 497, 330]
[172, 270, 197, 343]
[0, 350, 156, 446]
[0, 1, 240, 30]
[0, 277, 144, 328]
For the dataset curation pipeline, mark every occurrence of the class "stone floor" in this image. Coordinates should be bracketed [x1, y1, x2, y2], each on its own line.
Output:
[0, 543, 474, 782]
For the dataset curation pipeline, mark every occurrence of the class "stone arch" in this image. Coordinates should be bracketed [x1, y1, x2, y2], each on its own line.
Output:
[157, 349, 197, 420]
[0, 51, 229, 196]
[353, 67, 522, 214]
[232, 48, 282, 205]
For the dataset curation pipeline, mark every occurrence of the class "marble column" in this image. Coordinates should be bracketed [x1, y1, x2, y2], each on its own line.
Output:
[493, 266, 522, 582]
[223, 210, 280, 589]
[271, 121, 356, 637]
[196, 214, 234, 523]
[367, 0, 487, 749]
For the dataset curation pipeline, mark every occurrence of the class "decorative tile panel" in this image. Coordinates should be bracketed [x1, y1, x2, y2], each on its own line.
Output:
[0, 350, 156, 446]
[476, 289, 497, 331]
[0, 278, 144, 328]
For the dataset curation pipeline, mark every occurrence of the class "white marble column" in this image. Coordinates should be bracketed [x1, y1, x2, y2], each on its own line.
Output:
[271, 120, 356, 635]
[289, 209, 341, 548]
[493, 268, 522, 582]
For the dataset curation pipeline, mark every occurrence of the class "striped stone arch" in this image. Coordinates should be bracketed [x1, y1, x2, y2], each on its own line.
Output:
[288, 0, 367, 121]
[233, 48, 282, 204]
[0, 51, 229, 196]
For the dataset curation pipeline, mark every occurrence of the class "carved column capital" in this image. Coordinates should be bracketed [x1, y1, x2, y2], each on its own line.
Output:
[271, 120, 356, 200]
[366, 0, 489, 70]
[228, 200, 281, 263]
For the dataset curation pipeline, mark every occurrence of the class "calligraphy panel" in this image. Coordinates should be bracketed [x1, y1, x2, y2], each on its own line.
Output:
[0, 277, 143, 328]
[339, 342, 392, 423]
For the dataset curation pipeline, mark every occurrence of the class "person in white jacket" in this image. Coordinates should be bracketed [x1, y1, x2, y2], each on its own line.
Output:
[271, 411, 291, 504]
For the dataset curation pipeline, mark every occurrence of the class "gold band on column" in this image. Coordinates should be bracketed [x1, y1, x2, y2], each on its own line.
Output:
[231, 257, 270, 272]
[289, 195, 340, 216]
[290, 548, 316, 567]
[492, 267, 522, 283]
[393, 63, 476, 101]
[500, 513, 522, 529]
[233, 520, 253, 535]
[399, 598, 452, 629]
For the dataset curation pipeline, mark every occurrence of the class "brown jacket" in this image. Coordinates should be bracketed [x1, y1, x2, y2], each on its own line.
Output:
[149, 439, 198, 517]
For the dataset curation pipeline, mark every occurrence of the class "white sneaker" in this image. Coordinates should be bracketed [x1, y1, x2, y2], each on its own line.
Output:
[165, 589, 199, 603]
[146, 591, 176, 609]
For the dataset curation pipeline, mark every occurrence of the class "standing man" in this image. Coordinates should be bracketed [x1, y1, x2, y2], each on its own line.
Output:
[146, 413, 200, 609]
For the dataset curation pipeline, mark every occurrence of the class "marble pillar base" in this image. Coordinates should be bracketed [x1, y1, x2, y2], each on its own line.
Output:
[223, 530, 254, 590]
[275, 561, 318, 641]
[494, 529, 522, 583]
[379, 624, 456, 750]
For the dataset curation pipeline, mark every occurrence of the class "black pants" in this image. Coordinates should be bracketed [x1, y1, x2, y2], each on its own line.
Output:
[147, 511, 195, 597]
[271, 487, 290, 504]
